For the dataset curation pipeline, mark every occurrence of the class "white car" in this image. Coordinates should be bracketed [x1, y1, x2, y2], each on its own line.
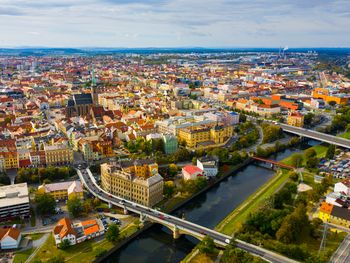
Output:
[225, 238, 230, 244]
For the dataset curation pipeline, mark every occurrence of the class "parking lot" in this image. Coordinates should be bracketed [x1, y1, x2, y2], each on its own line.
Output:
[318, 150, 350, 179]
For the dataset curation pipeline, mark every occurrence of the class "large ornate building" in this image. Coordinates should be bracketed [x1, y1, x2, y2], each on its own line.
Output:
[66, 93, 93, 117]
[101, 159, 163, 207]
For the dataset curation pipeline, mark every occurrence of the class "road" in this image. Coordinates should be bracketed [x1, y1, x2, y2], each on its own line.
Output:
[246, 116, 350, 149]
[77, 168, 298, 263]
[329, 234, 350, 263]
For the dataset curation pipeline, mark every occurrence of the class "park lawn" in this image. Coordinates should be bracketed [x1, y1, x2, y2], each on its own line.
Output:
[216, 170, 289, 235]
[339, 131, 350, 140]
[189, 252, 217, 263]
[13, 248, 35, 263]
[31, 219, 140, 263]
[281, 144, 328, 167]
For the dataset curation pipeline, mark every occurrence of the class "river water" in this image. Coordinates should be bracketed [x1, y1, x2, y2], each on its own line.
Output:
[104, 141, 317, 263]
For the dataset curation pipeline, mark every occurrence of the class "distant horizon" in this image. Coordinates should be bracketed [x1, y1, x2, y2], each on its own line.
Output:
[1, 46, 350, 50]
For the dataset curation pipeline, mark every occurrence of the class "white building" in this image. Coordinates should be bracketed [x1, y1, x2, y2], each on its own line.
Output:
[197, 156, 219, 178]
[182, 165, 203, 181]
[334, 179, 350, 196]
[0, 228, 22, 249]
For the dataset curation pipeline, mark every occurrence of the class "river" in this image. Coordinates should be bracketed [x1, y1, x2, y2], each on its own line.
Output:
[103, 141, 318, 263]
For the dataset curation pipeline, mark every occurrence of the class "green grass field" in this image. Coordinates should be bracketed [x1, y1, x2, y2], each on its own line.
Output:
[281, 144, 328, 166]
[13, 248, 35, 263]
[339, 131, 350, 139]
[30, 219, 140, 263]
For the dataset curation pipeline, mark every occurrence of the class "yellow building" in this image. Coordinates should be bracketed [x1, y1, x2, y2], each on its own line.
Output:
[44, 144, 73, 166]
[38, 181, 83, 201]
[318, 201, 350, 228]
[101, 160, 163, 207]
[318, 202, 333, 222]
[287, 112, 304, 127]
[178, 124, 233, 149]
[0, 152, 19, 170]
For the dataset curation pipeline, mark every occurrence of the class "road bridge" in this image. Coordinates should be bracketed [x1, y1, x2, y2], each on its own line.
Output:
[252, 156, 295, 170]
[77, 168, 298, 263]
[246, 116, 350, 149]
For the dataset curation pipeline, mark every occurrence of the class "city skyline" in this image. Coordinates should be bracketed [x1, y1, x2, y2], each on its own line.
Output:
[0, 0, 349, 48]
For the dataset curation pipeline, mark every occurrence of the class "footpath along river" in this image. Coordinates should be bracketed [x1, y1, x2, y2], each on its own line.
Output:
[103, 141, 318, 263]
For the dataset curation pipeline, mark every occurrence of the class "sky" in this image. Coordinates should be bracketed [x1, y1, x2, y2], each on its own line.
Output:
[0, 0, 349, 48]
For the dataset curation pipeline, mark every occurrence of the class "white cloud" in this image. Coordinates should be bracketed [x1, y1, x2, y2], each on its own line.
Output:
[0, 0, 349, 47]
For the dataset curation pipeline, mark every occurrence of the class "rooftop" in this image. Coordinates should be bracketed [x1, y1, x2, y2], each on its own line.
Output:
[0, 183, 29, 209]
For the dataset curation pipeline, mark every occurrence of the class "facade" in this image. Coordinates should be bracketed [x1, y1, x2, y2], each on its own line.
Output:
[197, 156, 219, 178]
[334, 179, 350, 196]
[44, 144, 73, 166]
[312, 88, 348, 105]
[101, 160, 164, 207]
[38, 181, 83, 201]
[287, 112, 304, 127]
[182, 165, 203, 180]
[0, 152, 19, 171]
[0, 228, 22, 249]
[0, 183, 30, 222]
[178, 124, 233, 149]
[66, 93, 94, 117]
[318, 201, 350, 228]
[162, 134, 178, 154]
[53, 217, 77, 246]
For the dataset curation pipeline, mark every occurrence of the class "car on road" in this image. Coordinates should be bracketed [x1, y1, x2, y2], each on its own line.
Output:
[159, 215, 165, 220]
[225, 238, 230, 244]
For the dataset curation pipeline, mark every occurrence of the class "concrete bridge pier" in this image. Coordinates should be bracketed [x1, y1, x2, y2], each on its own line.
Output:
[123, 207, 128, 215]
[108, 202, 112, 209]
[173, 225, 181, 239]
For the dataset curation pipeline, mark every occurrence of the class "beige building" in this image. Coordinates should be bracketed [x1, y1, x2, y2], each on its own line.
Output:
[101, 161, 163, 207]
[44, 144, 73, 166]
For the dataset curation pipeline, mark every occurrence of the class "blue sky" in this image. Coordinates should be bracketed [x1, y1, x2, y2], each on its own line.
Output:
[0, 0, 349, 47]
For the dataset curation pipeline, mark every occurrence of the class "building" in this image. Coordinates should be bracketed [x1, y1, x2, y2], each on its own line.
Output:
[44, 144, 73, 166]
[0, 228, 22, 249]
[53, 217, 77, 246]
[162, 134, 178, 154]
[334, 179, 350, 196]
[66, 93, 94, 117]
[178, 124, 233, 149]
[318, 201, 350, 228]
[310, 98, 325, 109]
[38, 181, 83, 201]
[0, 152, 19, 171]
[287, 112, 304, 127]
[0, 183, 30, 222]
[182, 165, 203, 181]
[312, 88, 348, 105]
[101, 160, 164, 207]
[318, 202, 333, 222]
[197, 156, 219, 178]
[53, 217, 104, 246]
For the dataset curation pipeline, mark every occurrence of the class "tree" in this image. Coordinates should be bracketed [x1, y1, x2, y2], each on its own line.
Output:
[67, 194, 83, 217]
[290, 153, 304, 168]
[168, 164, 178, 177]
[288, 171, 299, 182]
[0, 173, 10, 185]
[326, 144, 336, 159]
[276, 204, 310, 244]
[328, 101, 337, 107]
[194, 177, 208, 191]
[306, 157, 319, 168]
[59, 239, 71, 249]
[304, 148, 317, 159]
[198, 236, 216, 255]
[106, 224, 119, 242]
[163, 181, 175, 198]
[35, 193, 56, 215]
